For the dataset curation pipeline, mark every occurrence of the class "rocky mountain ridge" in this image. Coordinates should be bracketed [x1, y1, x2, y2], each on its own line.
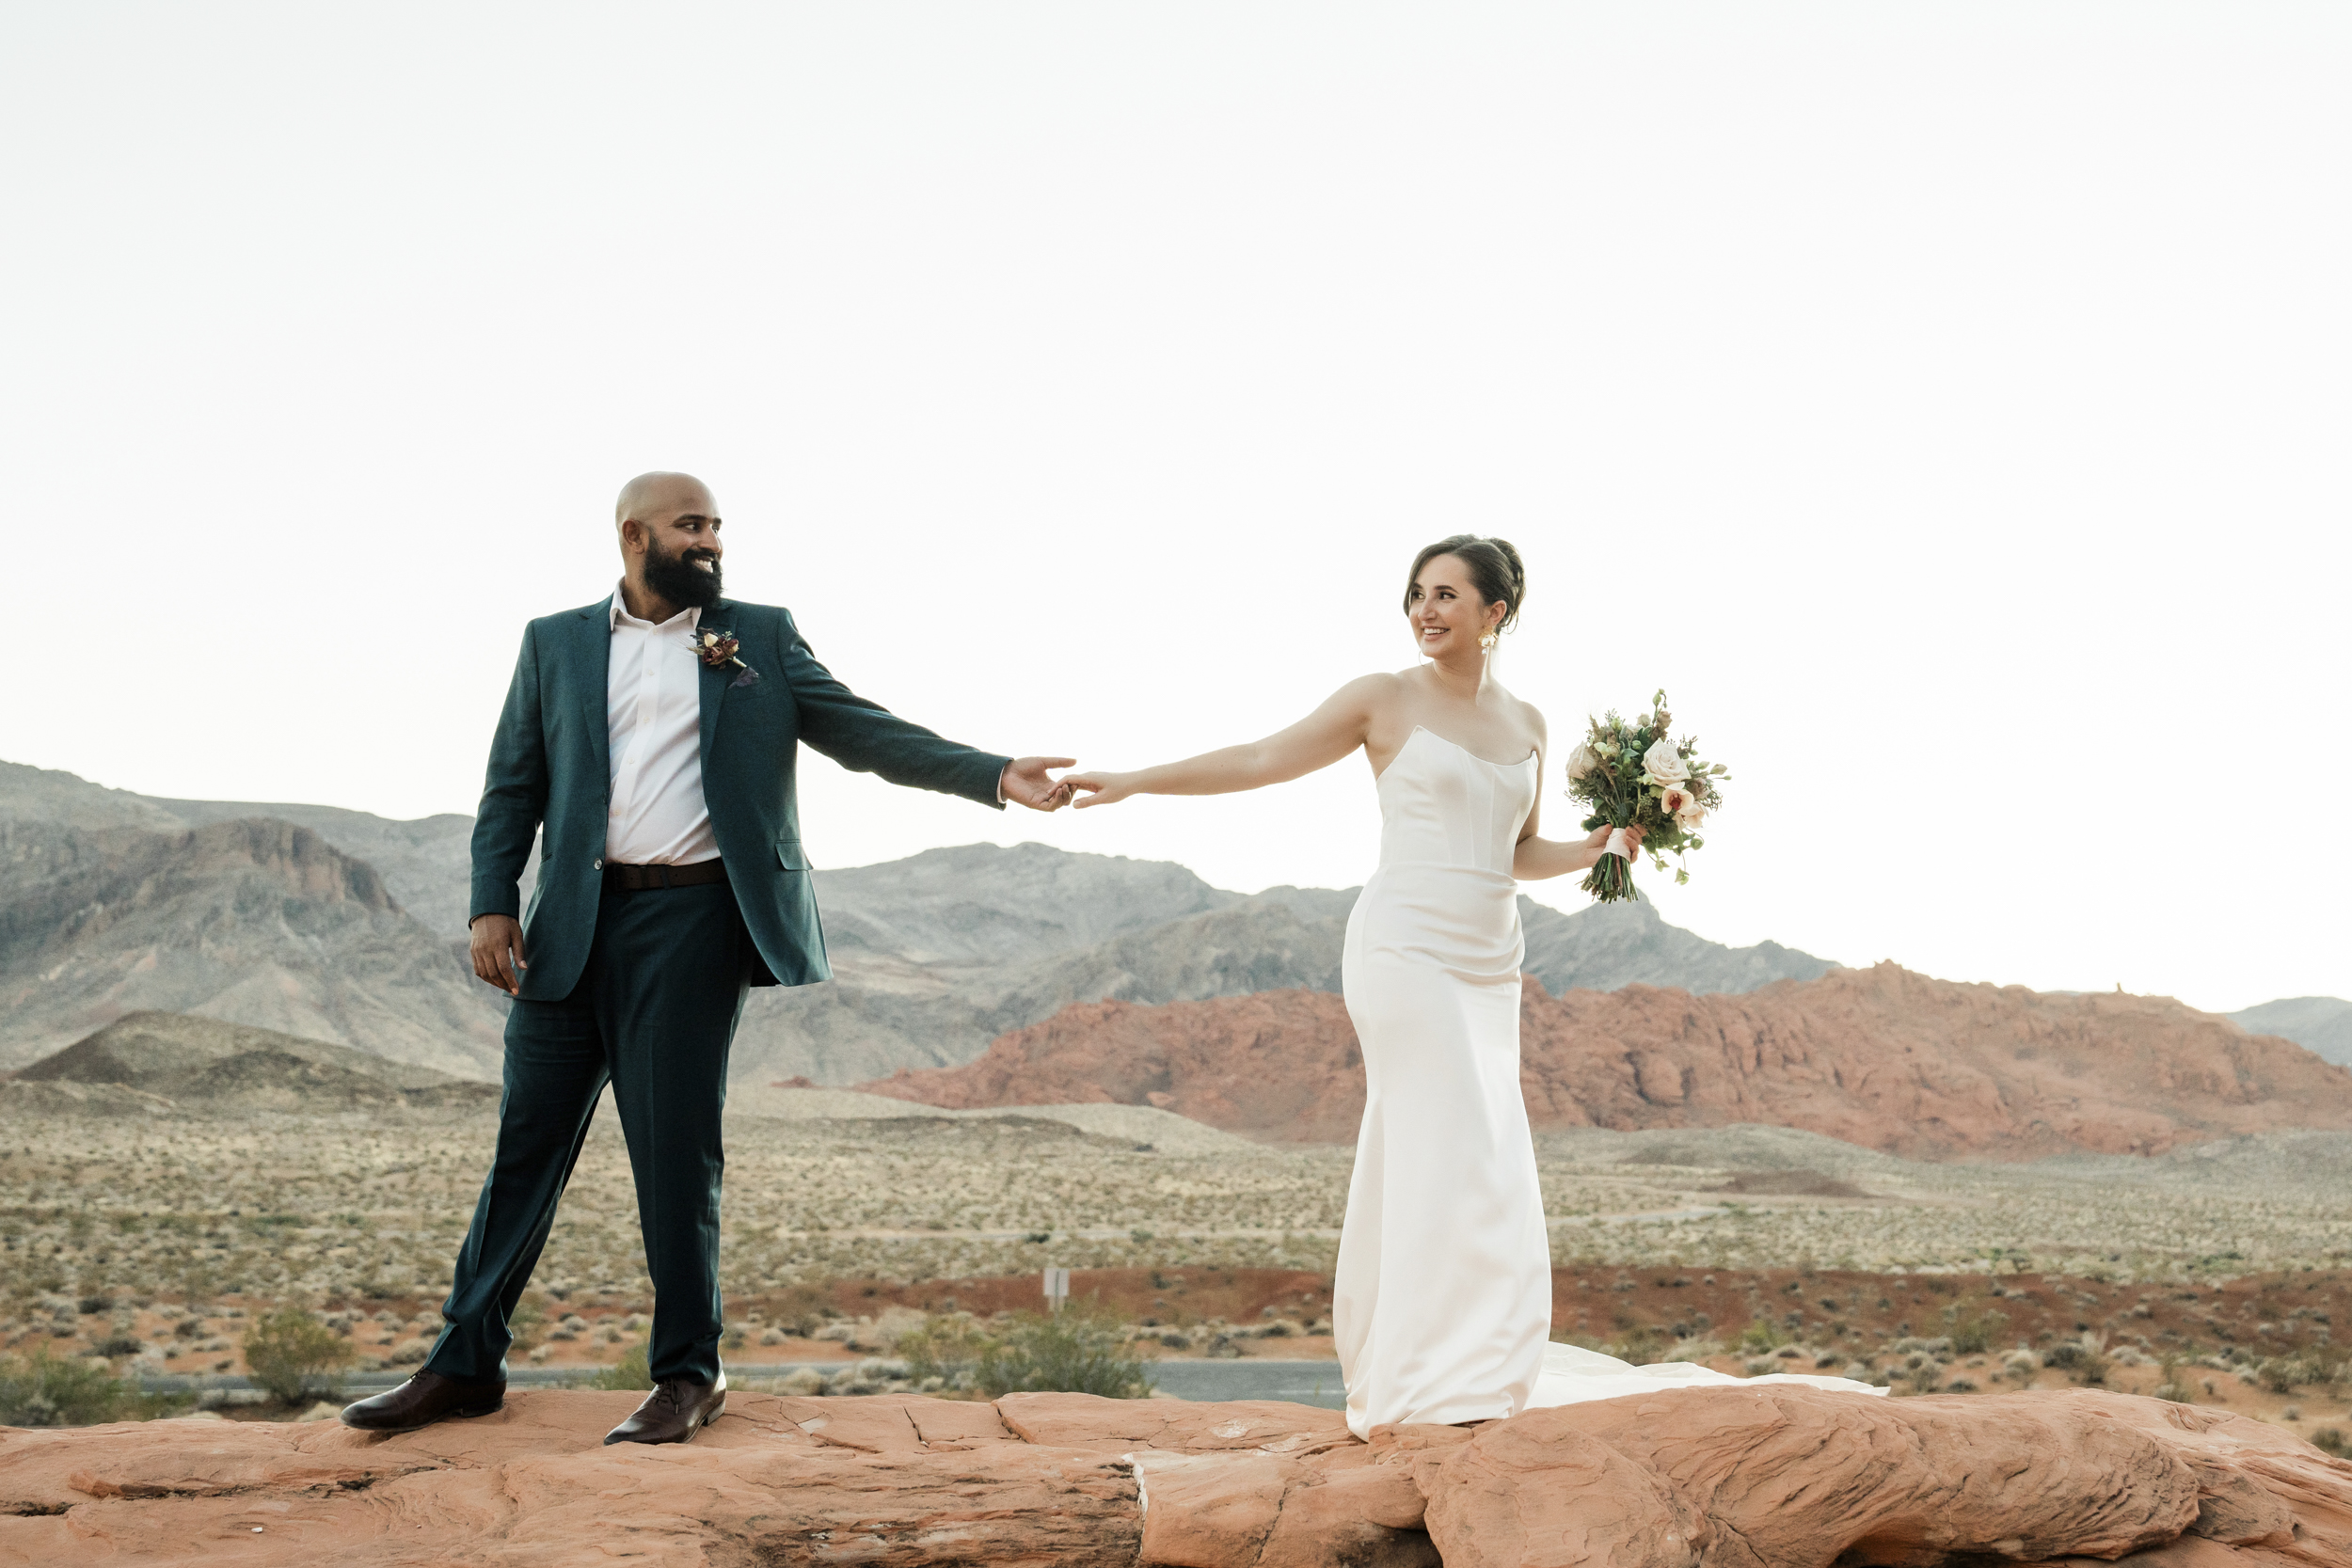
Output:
[6, 1010, 496, 1117]
[0, 761, 1844, 1085]
[861, 960, 2352, 1159]
[10, 758, 2344, 1098]
[2232, 995, 2352, 1068]
[0, 768, 508, 1077]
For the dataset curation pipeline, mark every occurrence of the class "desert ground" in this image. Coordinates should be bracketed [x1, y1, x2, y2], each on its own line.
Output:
[8, 1085, 2352, 1437]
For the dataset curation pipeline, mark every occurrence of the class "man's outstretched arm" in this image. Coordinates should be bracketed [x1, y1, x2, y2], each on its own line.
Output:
[781, 614, 1070, 811]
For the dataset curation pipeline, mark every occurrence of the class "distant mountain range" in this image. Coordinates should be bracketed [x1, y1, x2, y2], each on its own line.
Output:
[863, 964, 2352, 1159]
[5, 759, 2344, 1092]
[0, 763, 507, 1077]
[6, 1010, 495, 1118]
[2229, 997, 2352, 1069]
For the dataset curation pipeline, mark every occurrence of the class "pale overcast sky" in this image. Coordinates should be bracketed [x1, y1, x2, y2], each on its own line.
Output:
[3, 5, 2344, 1014]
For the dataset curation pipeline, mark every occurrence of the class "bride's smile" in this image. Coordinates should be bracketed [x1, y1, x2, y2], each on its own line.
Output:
[1407, 571, 1491, 659]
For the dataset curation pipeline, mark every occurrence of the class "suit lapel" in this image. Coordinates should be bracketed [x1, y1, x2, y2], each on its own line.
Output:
[576, 600, 612, 780]
[696, 599, 732, 767]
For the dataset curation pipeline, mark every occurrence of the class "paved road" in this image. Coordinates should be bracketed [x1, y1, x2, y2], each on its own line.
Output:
[141, 1359, 1350, 1409]
[1145, 1360, 1346, 1409]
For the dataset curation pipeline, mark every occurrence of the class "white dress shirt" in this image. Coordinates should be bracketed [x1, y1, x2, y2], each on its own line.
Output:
[604, 587, 721, 866]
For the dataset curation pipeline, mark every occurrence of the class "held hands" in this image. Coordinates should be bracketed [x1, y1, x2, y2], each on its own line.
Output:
[1001, 756, 1078, 813]
[1062, 771, 1136, 809]
[469, 914, 528, 996]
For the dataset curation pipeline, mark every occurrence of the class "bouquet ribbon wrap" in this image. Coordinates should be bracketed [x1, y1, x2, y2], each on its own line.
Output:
[1604, 828, 1636, 862]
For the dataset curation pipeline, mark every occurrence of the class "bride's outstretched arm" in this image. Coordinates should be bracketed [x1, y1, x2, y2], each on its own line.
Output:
[1065, 676, 1386, 808]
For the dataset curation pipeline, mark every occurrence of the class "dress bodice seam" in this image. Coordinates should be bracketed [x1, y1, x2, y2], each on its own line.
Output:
[1375, 724, 1539, 784]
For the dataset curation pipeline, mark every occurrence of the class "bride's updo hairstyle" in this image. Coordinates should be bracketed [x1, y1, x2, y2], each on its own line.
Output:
[1403, 534, 1527, 632]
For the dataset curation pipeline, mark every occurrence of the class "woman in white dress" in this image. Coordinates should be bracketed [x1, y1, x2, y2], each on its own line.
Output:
[1063, 536, 1638, 1435]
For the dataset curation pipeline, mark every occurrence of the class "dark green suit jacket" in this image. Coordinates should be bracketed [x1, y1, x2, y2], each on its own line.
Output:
[469, 596, 1009, 1002]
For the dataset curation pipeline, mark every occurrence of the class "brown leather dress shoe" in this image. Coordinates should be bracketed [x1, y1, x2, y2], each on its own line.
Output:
[341, 1370, 506, 1432]
[604, 1372, 727, 1445]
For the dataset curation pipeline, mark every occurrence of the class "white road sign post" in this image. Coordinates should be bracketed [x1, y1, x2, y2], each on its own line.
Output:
[1043, 1267, 1070, 1313]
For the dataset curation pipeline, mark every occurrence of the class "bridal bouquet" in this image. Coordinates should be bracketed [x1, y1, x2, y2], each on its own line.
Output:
[1564, 689, 1727, 903]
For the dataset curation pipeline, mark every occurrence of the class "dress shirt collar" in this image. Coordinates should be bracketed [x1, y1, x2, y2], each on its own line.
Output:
[608, 583, 704, 633]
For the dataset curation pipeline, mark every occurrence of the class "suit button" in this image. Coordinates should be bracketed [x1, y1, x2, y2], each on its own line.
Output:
[593, 859, 603, 870]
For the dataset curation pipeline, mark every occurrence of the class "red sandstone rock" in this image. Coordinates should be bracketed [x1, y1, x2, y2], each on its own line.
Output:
[3, 1386, 2347, 1566]
[858, 963, 2352, 1157]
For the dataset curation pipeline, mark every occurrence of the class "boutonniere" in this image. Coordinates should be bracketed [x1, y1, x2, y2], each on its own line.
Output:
[690, 628, 761, 688]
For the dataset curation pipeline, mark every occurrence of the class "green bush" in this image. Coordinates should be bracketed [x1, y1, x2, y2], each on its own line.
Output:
[0, 1346, 131, 1427]
[585, 1339, 652, 1391]
[241, 1307, 357, 1403]
[2312, 1427, 2346, 1457]
[899, 1317, 995, 1393]
[904, 1304, 1151, 1400]
[2258, 1351, 2347, 1396]
[1944, 1302, 2010, 1356]
[2152, 1358, 2197, 1403]
[1737, 1319, 1788, 1354]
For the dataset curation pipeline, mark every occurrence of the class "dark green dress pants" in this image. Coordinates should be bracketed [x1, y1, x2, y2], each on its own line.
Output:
[425, 878, 750, 1385]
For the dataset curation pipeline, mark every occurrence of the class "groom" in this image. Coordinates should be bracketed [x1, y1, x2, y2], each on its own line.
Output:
[342, 471, 1073, 1444]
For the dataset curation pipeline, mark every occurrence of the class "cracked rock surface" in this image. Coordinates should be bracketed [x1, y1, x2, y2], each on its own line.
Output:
[3, 1386, 2348, 1565]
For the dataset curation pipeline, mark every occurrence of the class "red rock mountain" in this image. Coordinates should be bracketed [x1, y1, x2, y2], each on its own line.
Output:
[856, 962, 2352, 1158]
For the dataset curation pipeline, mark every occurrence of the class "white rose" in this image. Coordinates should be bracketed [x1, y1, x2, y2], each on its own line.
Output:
[1641, 737, 1689, 785]
[1565, 742, 1601, 781]
[1676, 801, 1707, 832]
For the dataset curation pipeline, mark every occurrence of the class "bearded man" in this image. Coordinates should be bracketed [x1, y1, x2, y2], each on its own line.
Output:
[342, 472, 1072, 1444]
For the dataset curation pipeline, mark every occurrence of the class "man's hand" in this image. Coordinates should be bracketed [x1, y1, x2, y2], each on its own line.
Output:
[1000, 756, 1075, 812]
[469, 914, 528, 995]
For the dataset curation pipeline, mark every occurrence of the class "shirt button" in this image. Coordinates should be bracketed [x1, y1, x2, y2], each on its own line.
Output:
[593, 859, 603, 870]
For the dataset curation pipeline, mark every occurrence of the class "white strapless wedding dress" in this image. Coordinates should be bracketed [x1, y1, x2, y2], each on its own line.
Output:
[1333, 727, 1880, 1438]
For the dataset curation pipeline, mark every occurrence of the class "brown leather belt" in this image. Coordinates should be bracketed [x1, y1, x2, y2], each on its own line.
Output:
[603, 859, 728, 893]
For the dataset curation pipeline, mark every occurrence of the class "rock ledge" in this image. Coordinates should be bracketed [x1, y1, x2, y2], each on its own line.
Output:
[3, 1385, 2347, 1565]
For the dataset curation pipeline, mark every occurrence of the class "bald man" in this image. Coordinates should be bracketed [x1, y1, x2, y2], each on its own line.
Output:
[342, 473, 1072, 1445]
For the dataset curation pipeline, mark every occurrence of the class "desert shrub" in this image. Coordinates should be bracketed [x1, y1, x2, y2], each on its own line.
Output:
[903, 1304, 1149, 1400]
[241, 1307, 357, 1403]
[2312, 1427, 2347, 1457]
[1604, 1325, 1670, 1365]
[976, 1306, 1152, 1400]
[1944, 1301, 2010, 1356]
[771, 1283, 834, 1339]
[1738, 1319, 1788, 1354]
[2153, 1359, 2197, 1403]
[2258, 1350, 2347, 1396]
[0, 1346, 130, 1427]
[1902, 1362, 1946, 1396]
[899, 1316, 995, 1393]
[585, 1339, 652, 1391]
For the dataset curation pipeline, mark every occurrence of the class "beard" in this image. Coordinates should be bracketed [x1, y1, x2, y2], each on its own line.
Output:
[644, 544, 723, 610]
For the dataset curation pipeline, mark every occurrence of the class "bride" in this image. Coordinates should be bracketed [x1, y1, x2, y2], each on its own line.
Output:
[1069, 535, 1876, 1435]
[1067, 535, 1643, 1434]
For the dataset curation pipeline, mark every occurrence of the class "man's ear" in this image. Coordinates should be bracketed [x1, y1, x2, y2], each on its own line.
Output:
[619, 518, 646, 558]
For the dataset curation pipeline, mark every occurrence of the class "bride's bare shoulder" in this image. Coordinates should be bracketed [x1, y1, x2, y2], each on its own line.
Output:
[1502, 689, 1549, 748]
[1350, 669, 1419, 709]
